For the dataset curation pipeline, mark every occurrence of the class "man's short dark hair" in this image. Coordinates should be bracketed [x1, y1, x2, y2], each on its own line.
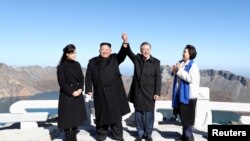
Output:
[185, 44, 197, 60]
[140, 42, 151, 48]
[100, 42, 111, 48]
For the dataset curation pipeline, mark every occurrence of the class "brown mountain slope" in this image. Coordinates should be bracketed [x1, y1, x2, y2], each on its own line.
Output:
[1, 63, 249, 102]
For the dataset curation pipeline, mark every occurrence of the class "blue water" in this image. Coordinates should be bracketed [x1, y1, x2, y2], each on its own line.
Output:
[0, 91, 59, 113]
[0, 92, 58, 125]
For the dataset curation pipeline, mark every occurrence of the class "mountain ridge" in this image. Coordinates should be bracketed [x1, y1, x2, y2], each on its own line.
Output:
[0, 63, 249, 102]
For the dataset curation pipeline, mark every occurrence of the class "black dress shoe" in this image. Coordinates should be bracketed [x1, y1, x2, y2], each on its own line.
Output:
[96, 139, 105, 141]
[175, 135, 194, 141]
[146, 137, 153, 141]
[175, 136, 185, 141]
[135, 137, 142, 141]
[186, 135, 194, 141]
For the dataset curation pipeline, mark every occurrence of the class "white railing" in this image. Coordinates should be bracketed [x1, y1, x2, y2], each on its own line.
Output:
[10, 100, 58, 113]
[1, 87, 250, 131]
[210, 102, 250, 112]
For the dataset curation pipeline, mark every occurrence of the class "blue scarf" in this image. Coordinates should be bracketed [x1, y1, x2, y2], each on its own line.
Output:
[172, 60, 194, 108]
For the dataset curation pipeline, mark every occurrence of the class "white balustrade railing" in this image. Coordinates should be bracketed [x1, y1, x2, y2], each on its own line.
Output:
[10, 100, 58, 114]
[1, 87, 250, 131]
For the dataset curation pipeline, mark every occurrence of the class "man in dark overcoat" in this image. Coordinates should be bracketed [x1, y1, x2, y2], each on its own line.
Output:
[122, 33, 161, 141]
[85, 39, 130, 141]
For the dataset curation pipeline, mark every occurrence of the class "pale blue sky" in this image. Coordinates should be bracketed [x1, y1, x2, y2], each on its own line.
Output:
[0, 0, 250, 77]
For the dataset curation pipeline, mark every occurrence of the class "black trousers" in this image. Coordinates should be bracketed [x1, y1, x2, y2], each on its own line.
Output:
[180, 99, 197, 139]
[64, 127, 77, 141]
[179, 99, 197, 126]
[96, 121, 123, 140]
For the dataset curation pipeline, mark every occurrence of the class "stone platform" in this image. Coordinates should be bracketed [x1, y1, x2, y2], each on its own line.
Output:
[52, 122, 207, 141]
[0, 122, 207, 141]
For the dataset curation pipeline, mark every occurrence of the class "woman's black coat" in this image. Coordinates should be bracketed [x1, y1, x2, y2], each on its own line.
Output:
[57, 60, 87, 129]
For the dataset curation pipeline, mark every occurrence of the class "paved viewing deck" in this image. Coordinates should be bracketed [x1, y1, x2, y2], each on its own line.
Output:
[0, 122, 207, 141]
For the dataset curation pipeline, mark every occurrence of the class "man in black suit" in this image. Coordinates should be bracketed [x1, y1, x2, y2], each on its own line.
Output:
[85, 37, 130, 141]
[122, 33, 161, 141]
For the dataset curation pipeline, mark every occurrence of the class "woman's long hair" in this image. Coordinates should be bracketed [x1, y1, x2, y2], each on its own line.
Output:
[57, 44, 76, 68]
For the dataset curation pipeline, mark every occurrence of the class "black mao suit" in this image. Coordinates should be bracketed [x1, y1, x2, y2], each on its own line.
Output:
[57, 60, 87, 129]
[85, 46, 130, 140]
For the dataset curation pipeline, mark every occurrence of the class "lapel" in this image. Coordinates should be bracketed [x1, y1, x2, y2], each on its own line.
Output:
[136, 54, 143, 81]
[136, 54, 155, 81]
[63, 60, 80, 82]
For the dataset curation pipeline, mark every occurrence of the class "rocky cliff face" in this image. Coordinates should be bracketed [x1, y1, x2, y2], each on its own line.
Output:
[1, 63, 249, 102]
[158, 66, 250, 102]
[0, 63, 58, 98]
[200, 69, 250, 102]
[160, 65, 173, 100]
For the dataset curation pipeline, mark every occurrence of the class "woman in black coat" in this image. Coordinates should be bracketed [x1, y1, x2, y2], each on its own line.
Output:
[57, 44, 87, 141]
